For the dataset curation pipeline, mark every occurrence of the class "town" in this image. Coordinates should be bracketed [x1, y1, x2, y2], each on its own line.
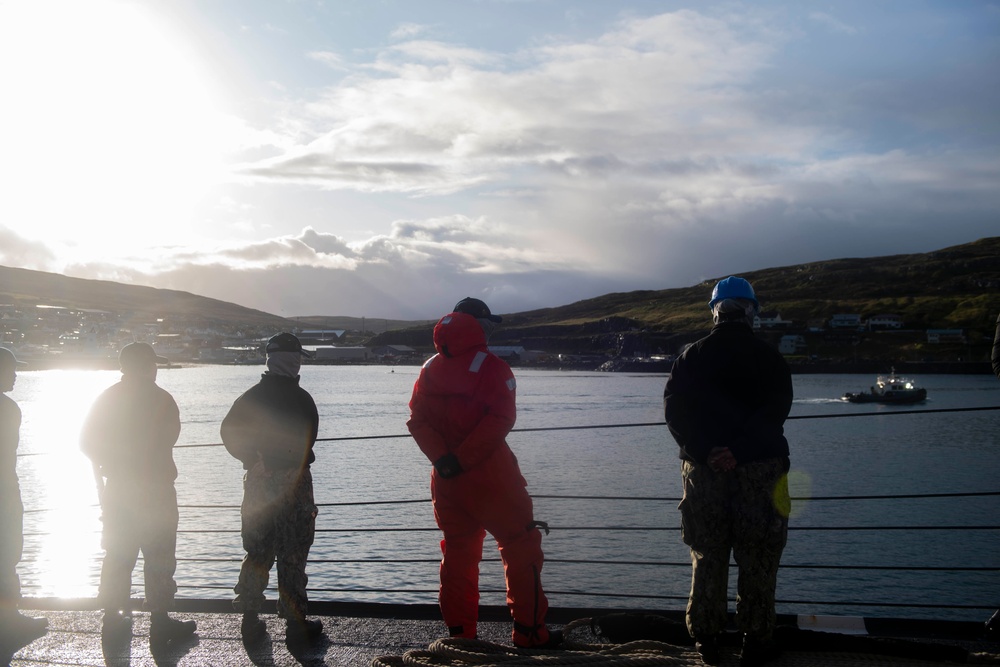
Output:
[1, 300, 983, 372]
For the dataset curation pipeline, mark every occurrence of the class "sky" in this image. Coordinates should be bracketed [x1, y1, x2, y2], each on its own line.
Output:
[1, 1, 998, 320]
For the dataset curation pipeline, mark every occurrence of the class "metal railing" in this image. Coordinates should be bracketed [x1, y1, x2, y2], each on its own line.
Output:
[16, 405, 1000, 620]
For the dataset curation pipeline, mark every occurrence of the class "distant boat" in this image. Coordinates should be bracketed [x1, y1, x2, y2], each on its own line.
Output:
[842, 368, 927, 404]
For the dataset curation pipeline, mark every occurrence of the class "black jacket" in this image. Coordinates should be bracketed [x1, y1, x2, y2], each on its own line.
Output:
[80, 376, 181, 484]
[221, 373, 319, 470]
[663, 322, 792, 465]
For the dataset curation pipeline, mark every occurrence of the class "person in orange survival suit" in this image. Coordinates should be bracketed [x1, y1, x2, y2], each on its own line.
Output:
[407, 297, 562, 649]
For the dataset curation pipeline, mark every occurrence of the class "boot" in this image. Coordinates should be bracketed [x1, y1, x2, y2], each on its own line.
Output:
[513, 624, 563, 650]
[695, 634, 722, 665]
[0, 610, 48, 644]
[285, 617, 323, 643]
[241, 612, 267, 642]
[740, 634, 781, 667]
[101, 610, 132, 638]
[149, 613, 196, 646]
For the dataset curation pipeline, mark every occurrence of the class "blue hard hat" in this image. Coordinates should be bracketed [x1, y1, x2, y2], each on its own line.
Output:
[708, 276, 759, 310]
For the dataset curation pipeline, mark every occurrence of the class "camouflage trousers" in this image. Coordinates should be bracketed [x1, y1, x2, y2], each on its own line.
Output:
[0, 481, 23, 612]
[679, 457, 790, 641]
[233, 463, 317, 621]
[99, 481, 179, 613]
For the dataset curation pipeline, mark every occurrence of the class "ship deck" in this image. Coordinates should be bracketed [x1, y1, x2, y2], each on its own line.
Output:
[5, 601, 997, 667]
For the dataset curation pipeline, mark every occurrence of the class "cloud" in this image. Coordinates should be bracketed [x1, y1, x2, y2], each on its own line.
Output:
[64, 244, 624, 320]
[13, 6, 1000, 321]
[389, 23, 429, 41]
[809, 11, 860, 35]
[308, 50, 348, 70]
[60, 214, 603, 317]
[160, 228, 359, 271]
[0, 226, 56, 270]
[236, 10, 779, 194]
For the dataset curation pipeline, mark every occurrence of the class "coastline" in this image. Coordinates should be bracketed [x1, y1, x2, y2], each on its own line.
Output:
[16, 356, 994, 375]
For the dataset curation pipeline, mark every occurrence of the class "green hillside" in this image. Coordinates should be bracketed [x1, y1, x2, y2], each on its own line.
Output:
[4, 236, 998, 364]
[506, 237, 999, 332]
[371, 237, 1000, 362]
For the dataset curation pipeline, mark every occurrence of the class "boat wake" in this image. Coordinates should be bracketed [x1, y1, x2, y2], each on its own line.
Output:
[794, 398, 845, 405]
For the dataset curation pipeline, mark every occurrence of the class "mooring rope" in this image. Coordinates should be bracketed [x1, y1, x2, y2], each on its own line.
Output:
[369, 616, 1000, 667]
[370, 619, 697, 667]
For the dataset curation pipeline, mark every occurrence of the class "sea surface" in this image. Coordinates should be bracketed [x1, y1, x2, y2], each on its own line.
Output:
[11, 365, 1000, 623]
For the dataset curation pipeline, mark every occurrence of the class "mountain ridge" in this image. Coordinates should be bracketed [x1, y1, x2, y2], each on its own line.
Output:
[369, 236, 1000, 358]
[3, 237, 998, 357]
[0, 265, 292, 329]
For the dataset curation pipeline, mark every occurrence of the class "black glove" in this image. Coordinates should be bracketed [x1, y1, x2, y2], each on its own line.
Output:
[433, 453, 463, 479]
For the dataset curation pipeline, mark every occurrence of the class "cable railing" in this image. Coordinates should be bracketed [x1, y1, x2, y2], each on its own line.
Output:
[16, 405, 1000, 620]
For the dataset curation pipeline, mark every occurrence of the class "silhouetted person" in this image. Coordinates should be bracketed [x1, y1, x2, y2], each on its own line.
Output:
[221, 333, 322, 644]
[990, 312, 1000, 639]
[992, 311, 1000, 380]
[663, 277, 792, 667]
[0, 348, 47, 648]
[80, 342, 195, 645]
[407, 298, 561, 649]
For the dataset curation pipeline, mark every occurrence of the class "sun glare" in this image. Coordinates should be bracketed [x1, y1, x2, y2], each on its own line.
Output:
[0, 1, 232, 258]
[17, 370, 119, 599]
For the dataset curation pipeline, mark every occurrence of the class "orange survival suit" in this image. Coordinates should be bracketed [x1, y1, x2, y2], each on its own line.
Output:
[406, 311, 552, 647]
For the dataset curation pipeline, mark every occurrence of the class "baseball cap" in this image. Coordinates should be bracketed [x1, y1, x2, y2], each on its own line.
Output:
[265, 332, 314, 358]
[119, 342, 169, 369]
[0, 347, 27, 370]
[453, 297, 502, 323]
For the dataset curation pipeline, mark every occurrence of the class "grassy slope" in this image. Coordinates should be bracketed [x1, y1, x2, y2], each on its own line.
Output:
[506, 237, 1000, 335]
[4, 237, 998, 349]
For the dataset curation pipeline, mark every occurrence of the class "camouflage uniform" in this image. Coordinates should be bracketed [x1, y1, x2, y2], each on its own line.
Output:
[664, 318, 793, 643]
[221, 369, 319, 624]
[233, 462, 317, 621]
[680, 458, 789, 640]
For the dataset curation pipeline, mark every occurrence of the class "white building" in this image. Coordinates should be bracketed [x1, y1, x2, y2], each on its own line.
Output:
[778, 335, 807, 355]
[829, 314, 862, 329]
[868, 314, 904, 330]
[756, 311, 793, 329]
[312, 346, 369, 361]
[926, 329, 965, 344]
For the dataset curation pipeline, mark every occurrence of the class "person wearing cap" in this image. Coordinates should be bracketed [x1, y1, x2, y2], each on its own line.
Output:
[80, 342, 196, 645]
[407, 298, 561, 649]
[0, 348, 48, 650]
[663, 277, 792, 667]
[221, 332, 322, 644]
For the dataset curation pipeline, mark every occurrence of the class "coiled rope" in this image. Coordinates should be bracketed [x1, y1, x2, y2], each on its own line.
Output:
[371, 619, 693, 666]
[370, 617, 1000, 667]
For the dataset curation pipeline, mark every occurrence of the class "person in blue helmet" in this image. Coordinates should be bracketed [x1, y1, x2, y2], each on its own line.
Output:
[663, 277, 792, 667]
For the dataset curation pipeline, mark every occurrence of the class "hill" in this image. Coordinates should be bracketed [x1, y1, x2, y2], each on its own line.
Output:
[293, 315, 435, 334]
[0, 265, 294, 329]
[370, 237, 1000, 363]
[3, 237, 998, 366]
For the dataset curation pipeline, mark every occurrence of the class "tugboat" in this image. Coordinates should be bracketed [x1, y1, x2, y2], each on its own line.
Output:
[842, 368, 927, 404]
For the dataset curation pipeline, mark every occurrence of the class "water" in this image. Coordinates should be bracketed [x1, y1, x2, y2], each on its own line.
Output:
[11, 366, 1000, 623]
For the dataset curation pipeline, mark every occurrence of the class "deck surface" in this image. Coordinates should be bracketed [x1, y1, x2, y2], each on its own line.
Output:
[4, 605, 998, 667]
